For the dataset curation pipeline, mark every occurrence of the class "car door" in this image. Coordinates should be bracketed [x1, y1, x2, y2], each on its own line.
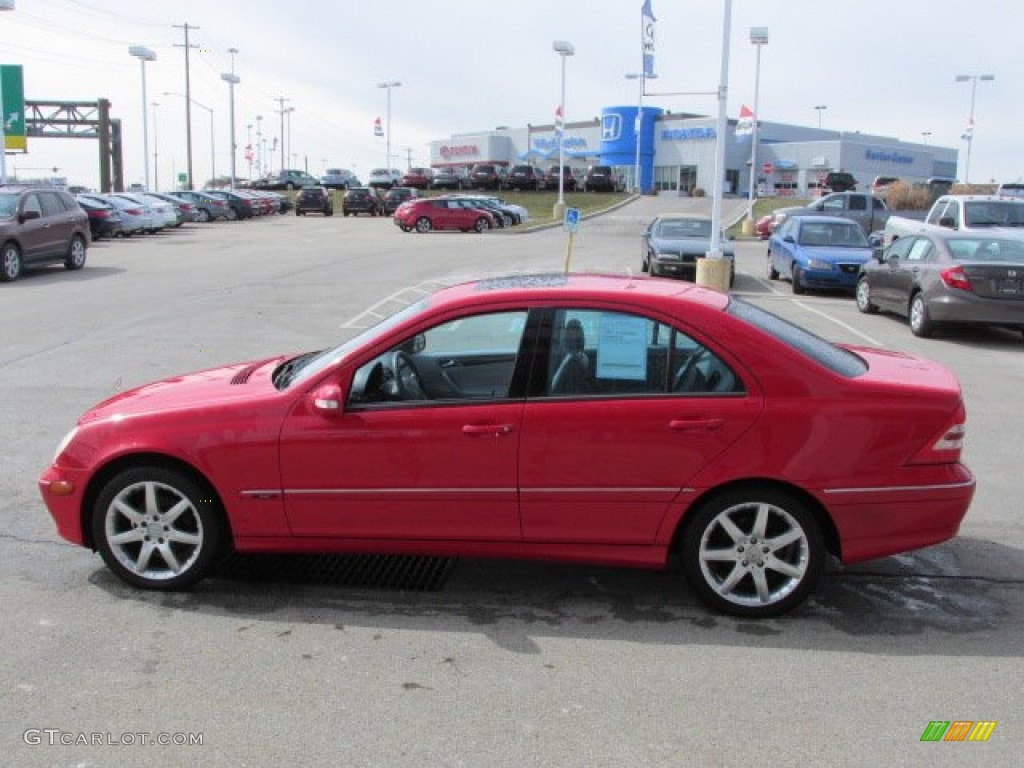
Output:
[871, 235, 916, 310]
[278, 309, 530, 541]
[518, 307, 762, 545]
[15, 193, 53, 263]
[891, 237, 936, 311]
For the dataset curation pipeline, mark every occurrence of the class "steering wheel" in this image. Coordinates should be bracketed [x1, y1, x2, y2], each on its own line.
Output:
[388, 350, 428, 401]
[673, 348, 710, 392]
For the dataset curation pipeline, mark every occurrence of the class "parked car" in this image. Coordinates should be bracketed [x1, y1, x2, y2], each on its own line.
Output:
[506, 165, 544, 191]
[108, 193, 169, 233]
[393, 198, 494, 233]
[442, 194, 520, 227]
[367, 168, 403, 189]
[251, 169, 320, 191]
[143, 191, 196, 224]
[81, 194, 148, 237]
[856, 231, 1024, 337]
[768, 215, 874, 295]
[75, 195, 124, 240]
[822, 171, 858, 193]
[171, 190, 233, 222]
[320, 168, 360, 190]
[400, 168, 434, 189]
[294, 186, 334, 216]
[342, 187, 385, 217]
[582, 165, 621, 193]
[642, 216, 735, 285]
[468, 164, 507, 191]
[871, 176, 900, 196]
[38, 273, 975, 617]
[542, 165, 578, 192]
[0, 186, 90, 282]
[207, 190, 257, 220]
[383, 187, 418, 215]
[755, 214, 774, 240]
[431, 168, 465, 190]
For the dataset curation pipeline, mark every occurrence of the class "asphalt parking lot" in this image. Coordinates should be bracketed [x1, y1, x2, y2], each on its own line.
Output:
[2, 199, 1021, 767]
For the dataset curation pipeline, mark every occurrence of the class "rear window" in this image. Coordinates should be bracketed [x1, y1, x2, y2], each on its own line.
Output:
[727, 298, 867, 377]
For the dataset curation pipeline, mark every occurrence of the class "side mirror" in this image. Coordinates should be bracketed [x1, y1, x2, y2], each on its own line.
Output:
[783, 235, 796, 244]
[938, 216, 956, 229]
[872, 248, 886, 263]
[310, 383, 344, 417]
[867, 233, 882, 248]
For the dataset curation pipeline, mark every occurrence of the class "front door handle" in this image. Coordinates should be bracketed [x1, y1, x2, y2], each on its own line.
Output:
[462, 423, 514, 437]
[670, 418, 724, 432]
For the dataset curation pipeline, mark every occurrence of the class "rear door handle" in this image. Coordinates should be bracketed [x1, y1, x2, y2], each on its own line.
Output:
[462, 424, 513, 437]
[670, 418, 724, 432]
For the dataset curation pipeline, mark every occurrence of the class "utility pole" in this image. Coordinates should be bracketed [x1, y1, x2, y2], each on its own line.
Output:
[173, 22, 200, 189]
[275, 96, 290, 172]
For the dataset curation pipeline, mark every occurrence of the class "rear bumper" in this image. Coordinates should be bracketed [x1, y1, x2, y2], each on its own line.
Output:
[927, 290, 1024, 326]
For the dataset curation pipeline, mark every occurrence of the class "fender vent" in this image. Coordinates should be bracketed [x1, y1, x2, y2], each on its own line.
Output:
[230, 363, 261, 385]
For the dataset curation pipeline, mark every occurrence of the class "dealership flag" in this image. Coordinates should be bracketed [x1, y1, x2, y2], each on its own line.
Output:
[642, 0, 656, 78]
[373, 116, 383, 137]
[961, 116, 974, 141]
[554, 105, 564, 134]
[735, 105, 754, 137]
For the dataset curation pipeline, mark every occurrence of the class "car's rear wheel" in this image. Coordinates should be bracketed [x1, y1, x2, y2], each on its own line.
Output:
[64, 234, 87, 271]
[855, 277, 878, 314]
[1, 242, 22, 282]
[909, 292, 934, 337]
[791, 265, 805, 295]
[474, 217, 491, 233]
[415, 217, 432, 233]
[682, 488, 824, 617]
[93, 466, 224, 590]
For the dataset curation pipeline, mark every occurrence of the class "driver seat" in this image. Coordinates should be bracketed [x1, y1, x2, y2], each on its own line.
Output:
[551, 319, 596, 395]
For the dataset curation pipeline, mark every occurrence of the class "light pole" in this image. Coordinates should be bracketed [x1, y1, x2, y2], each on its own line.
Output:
[221, 71, 240, 189]
[814, 104, 827, 129]
[922, 131, 932, 145]
[955, 73, 994, 184]
[284, 106, 295, 170]
[151, 101, 160, 190]
[745, 27, 768, 225]
[552, 40, 574, 220]
[377, 81, 401, 170]
[165, 92, 214, 188]
[255, 115, 263, 178]
[129, 45, 157, 190]
[624, 73, 654, 194]
[0, 0, 16, 185]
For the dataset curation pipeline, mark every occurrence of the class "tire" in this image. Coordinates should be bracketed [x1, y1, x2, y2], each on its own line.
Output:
[681, 487, 825, 617]
[791, 265, 806, 295]
[768, 251, 779, 280]
[1, 241, 22, 282]
[64, 235, 87, 271]
[473, 217, 491, 233]
[226, 208, 238, 221]
[92, 466, 224, 590]
[855, 277, 878, 314]
[197, 208, 212, 223]
[415, 217, 432, 233]
[642, 251, 650, 273]
[909, 292, 934, 338]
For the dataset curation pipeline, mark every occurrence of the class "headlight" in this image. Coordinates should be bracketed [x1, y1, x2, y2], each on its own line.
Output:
[654, 251, 681, 261]
[805, 258, 833, 271]
[53, 426, 79, 463]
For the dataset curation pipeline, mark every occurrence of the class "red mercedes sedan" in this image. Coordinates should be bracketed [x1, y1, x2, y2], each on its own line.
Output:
[39, 274, 975, 617]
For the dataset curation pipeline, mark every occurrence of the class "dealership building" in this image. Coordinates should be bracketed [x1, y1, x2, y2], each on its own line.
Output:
[429, 105, 958, 196]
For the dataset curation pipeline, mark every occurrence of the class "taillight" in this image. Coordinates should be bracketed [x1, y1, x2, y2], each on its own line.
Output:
[907, 400, 966, 465]
[126, 208, 142, 215]
[939, 266, 972, 292]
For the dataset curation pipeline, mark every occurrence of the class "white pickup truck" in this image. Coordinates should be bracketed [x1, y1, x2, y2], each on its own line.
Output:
[884, 194, 1024, 246]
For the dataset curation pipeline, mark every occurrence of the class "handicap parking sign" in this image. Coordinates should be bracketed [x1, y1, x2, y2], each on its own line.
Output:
[564, 207, 580, 232]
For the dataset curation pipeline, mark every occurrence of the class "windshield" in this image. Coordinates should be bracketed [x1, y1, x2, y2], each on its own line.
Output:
[964, 201, 1024, 227]
[0, 193, 19, 218]
[797, 221, 868, 247]
[656, 219, 711, 238]
[281, 298, 429, 389]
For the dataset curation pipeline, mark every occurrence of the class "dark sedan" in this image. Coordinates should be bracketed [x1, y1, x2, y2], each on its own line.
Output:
[642, 216, 735, 285]
[76, 195, 124, 240]
[856, 231, 1024, 337]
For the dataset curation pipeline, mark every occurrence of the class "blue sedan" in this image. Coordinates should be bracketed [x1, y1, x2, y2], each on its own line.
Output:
[768, 215, 874, 295]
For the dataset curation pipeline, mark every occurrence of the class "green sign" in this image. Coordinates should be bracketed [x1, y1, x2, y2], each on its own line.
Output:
[0, 64, 25, 151]
[177, 173, 188, 183]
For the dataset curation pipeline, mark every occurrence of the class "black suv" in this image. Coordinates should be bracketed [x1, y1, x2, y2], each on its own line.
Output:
[294, 186, 334, 216]
[342, 187, 385, 217]
[542, 165, 578, 192]
[506, 165, 543, 191]
[582, 165, 620, 192]
[468, 164, 506, 191]
[823, 172, 858, 192]
[383, 187, 418, 215]
[1, 186, 91, 282]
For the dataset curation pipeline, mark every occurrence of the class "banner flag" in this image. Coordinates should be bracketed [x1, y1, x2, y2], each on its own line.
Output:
[642, 0, 656, 78]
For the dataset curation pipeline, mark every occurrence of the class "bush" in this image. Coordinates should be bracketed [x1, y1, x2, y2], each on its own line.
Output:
[692, 187, 706, 197]
[883, 181, 932, 210]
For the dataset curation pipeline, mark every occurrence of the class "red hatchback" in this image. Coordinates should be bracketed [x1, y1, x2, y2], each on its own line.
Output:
[38, 274, 974, 617]
[393, 198, 495, 233]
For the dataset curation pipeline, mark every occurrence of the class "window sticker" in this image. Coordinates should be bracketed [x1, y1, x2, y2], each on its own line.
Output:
[596, 313, 647, 380]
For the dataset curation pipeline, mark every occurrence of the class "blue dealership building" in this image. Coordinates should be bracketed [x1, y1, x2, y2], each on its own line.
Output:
[429, 105, 957, 196]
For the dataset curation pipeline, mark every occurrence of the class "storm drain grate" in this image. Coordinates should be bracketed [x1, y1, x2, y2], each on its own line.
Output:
[213, 553, 457, 592]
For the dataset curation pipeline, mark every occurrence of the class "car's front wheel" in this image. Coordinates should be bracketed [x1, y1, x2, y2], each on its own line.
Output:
[791, 264, 806, 295]
[855, 277, 878, 314]
[682, 488, 825, 617]
[767, 251, 779, 280]
[93, 466, 224, 590]
[415, 217, 432, 233]
[473, 217, 491, 233]
[64, 234, 87, 271]
[1, 242, 22, 282]
[197, 208, 212, 223]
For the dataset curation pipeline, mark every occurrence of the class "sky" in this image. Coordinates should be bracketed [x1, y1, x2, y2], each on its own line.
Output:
[2, 0, 1021, 189]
